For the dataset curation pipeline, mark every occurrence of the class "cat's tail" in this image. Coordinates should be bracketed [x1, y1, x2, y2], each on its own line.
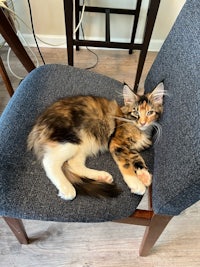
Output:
[62, 164, 122, 198]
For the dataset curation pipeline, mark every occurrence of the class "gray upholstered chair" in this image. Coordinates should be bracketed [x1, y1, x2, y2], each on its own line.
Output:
[144, 0, 200, 217]
[0, 0, 199, 256]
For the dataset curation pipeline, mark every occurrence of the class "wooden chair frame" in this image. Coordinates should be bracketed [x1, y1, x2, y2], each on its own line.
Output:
[3, 187, 172, 256]
[0, 56, 14, 96]
[0, 7, 172, 256]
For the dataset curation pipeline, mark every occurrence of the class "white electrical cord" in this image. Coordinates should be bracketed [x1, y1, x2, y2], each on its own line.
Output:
[1, 0, 87, 80]
[6, 30, 40, 80]
[74, 1, 86, 34]
[0, 0, 40, 79]
[0, 0, 87, 42]
[0, 0, 8, 9]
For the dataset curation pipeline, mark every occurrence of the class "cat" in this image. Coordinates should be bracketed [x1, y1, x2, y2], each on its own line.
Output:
[27, 83, 164, 200]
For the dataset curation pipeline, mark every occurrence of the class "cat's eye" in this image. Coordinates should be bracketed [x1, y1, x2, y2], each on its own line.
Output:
[146, 110, 154, 116]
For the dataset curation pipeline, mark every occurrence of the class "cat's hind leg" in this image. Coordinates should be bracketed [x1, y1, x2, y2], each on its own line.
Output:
[66, 133, 113, 183]
[67, 152, 113, 184]
[42, 142, 79, 200]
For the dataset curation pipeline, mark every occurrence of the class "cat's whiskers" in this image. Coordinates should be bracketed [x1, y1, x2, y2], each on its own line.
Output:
[151, 121, 162, 145]
[112, 116, 135, 124]
[115, 90, 124, 99]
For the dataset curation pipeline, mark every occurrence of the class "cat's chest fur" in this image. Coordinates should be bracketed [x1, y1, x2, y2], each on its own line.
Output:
[113, 122, 152, 151]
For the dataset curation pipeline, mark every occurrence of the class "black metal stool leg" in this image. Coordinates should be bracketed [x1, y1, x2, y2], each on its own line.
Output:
[75, 0, 80, 51]
[129, 0, 142, 54]
[63, 0, 161, 89]
[133, 0, 161, 92]
[64, 0, 74, 65]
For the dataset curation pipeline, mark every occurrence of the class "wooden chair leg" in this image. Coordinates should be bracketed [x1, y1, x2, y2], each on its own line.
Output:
[0, 9, 35, 72]
[3, 217, 29, 244]
[0, 56, 14, 97]
[139, 213, 173, 256]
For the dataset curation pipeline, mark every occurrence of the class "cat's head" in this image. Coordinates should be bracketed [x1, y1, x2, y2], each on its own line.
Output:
[121, 83, 165, 130]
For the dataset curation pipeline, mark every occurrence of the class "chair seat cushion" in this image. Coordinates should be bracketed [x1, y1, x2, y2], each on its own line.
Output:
[0, 64, 153, 222]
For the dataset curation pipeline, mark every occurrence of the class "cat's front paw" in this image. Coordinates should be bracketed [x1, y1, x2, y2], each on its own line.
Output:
[136, 168, 152, 187]
[58, 185, 76, 200]
[130, 182, 146, 195]
[124, 175, 146, 195]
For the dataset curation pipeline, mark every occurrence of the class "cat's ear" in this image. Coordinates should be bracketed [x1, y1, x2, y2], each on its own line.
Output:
[149, 82, 164, 105]
[123, 84, 138, 106]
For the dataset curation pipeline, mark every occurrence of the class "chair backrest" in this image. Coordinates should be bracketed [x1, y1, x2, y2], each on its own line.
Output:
[145, 0, 200, 215]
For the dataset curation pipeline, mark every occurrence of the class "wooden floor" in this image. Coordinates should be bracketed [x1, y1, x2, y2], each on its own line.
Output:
[0, 47, 200, 267]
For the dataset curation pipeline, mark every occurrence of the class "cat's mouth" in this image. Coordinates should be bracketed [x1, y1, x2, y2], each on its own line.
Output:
[138, 124, 151, 131]
[139, 125, 148, 131]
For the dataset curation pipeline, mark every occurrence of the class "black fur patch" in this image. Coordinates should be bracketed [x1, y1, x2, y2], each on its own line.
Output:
[71, 108, 86, 126]
[50, 126, 81, 143]
[45, 113, 81, 143]
[138, 95, 148, 104]
[74, 178, 122, 198]
[134, 161, 145, 169]
[114, 147, 124, 155]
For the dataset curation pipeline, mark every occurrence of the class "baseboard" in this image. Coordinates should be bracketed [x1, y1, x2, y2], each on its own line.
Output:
[19, 34, 163, 52]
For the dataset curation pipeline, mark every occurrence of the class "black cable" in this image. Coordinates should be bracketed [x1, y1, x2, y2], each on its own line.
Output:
[80, 18, 99, 70]
[27, 0, 45, 65]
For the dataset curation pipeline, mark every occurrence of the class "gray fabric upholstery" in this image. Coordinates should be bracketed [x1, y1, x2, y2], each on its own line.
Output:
[0, 64, 154, 222]
[145, 0, 200, 215]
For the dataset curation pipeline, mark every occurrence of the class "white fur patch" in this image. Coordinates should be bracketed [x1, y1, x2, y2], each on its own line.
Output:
[123, 175, 146, 195]
[42, 143, 79, 200]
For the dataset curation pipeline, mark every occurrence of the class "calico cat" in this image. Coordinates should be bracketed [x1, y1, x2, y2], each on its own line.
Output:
[27, 83, 164, 200]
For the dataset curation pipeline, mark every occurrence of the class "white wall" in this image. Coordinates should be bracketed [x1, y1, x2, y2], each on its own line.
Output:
[13, 0, 186, 51]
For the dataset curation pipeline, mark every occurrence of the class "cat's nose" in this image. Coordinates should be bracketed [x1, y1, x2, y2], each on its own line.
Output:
[140, 122, 146, 126]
